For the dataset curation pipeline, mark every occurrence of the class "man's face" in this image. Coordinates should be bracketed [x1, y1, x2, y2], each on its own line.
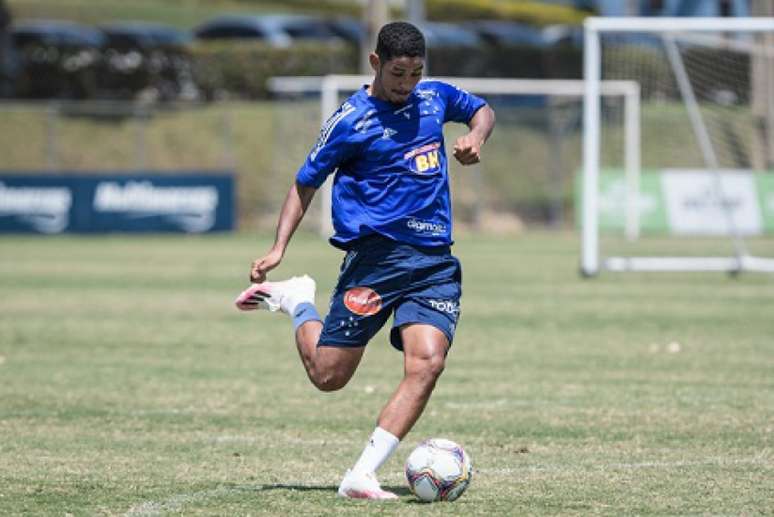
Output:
[374, 55, 424, 104]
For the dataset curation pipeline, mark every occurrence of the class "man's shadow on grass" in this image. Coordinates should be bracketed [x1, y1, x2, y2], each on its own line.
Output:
[256, 484, 413, 497]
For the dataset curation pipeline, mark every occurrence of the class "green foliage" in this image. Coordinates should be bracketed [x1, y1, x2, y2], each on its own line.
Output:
[7, 0, 359, 28]
[225, 0, 360, 17]
[191, 41, 357, 99]
[426, 0, 590, 25]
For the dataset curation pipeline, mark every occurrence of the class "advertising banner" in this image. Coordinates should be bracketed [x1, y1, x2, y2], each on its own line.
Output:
[0, 173, 235, 234]
[660, 169, 762, 235]
[757, 174, 774, 234]
[578, 169, 774, 235]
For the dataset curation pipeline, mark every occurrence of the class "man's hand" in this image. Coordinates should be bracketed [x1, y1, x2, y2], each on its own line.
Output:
[454, 104, 495, 166]
[250, 248, 283, 284]
[453, 133, 483, 166]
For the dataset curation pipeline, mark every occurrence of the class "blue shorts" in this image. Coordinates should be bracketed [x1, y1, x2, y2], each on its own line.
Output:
[318, 235, 462, 351]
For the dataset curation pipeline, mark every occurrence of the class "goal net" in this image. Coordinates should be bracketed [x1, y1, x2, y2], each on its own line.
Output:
[582, 17, 774, 275]
[267, 75, 639, 237]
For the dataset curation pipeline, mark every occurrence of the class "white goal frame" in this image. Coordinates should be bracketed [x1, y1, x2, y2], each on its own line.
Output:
[269, 74, 641, 237]
[582, 16, 774, 276]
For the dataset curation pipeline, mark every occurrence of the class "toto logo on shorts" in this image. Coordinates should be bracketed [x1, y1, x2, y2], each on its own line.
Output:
[344, 286, 383, 316]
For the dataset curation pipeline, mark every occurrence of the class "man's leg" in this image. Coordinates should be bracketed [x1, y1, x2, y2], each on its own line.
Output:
[376, 323, 449, 439]
[235, 276, 366, 392]
[338, 324, 448, 500]
[294, 320, 365, 392]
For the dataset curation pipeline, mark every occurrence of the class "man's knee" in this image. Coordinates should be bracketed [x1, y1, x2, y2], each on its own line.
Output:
[310, 368, 352, 392]
[425, 354, 446, 379]
[408, 352, 446, 386]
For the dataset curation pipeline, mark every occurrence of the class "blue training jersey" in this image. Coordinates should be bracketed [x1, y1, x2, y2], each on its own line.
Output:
[296, 80, 486, 249]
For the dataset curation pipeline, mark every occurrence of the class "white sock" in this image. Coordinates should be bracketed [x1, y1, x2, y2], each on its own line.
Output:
[351, 427, 400, 475]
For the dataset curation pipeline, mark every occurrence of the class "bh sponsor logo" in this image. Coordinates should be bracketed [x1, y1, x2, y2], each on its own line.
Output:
[405, 142, 441, 175]
[407, 218, 446, 236]
[428, 299, 459, 317]
[93, 181, 219, 233]
[0, 181, 72, 233]
[343, 286, 382, 316]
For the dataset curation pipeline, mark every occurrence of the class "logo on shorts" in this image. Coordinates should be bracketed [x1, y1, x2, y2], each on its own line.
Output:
[344, 286, 383, 316]
[428, 299, 460, 317]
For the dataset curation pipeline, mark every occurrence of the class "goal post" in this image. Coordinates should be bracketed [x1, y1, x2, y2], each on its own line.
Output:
[582, 17, 774, 276]
[269, 75, 641, 238]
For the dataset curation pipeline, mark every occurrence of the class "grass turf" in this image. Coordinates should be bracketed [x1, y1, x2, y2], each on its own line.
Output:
[0, 232, 772, 515]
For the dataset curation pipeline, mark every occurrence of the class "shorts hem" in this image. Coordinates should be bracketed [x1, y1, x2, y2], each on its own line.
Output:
[317, 340, 368, 349]
[389, 320, 454, 352]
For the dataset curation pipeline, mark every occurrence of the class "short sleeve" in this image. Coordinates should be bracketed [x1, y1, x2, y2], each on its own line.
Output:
[439, 82, 487, 124]
[296, 102, 358, 189]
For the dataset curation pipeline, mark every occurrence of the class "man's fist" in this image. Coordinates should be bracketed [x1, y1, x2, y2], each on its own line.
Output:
[250, 248, 283, 283]
[453, 134, 483, 165]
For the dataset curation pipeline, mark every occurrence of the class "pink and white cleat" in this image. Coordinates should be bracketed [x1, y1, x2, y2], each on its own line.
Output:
[337, 470, 398, 500]
[234, 275, 315, 315]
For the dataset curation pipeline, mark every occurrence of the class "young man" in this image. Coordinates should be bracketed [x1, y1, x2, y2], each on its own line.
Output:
[236, 21, 495, 500]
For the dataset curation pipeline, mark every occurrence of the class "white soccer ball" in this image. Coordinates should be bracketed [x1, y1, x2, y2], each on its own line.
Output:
[405, 438, 472, 502]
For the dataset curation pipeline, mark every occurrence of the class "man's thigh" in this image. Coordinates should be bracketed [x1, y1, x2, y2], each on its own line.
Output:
[313, 344, 367, 380]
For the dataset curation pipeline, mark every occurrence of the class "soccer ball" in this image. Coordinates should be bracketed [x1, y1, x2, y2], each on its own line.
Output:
[405, 438, 472, 502]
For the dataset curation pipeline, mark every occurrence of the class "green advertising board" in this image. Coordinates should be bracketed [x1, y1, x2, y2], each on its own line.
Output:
[577, 169, 774, 235]
[757, 174, 774, 234]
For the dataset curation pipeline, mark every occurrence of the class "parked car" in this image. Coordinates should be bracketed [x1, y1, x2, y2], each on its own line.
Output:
[410, 22, 486, 76]
[465, 20, 548, 47]
[0, 0, 15, 97]
[99, 21, 197, 100]
[11, 19, 104, 98]
[193, 14, 345, 47]
[325, 16, 364, 46]
[414, 21, 483, 49]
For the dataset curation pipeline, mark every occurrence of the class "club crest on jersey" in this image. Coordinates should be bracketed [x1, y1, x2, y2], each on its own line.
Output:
[405, 142, 442, 175]
[344, 286, 383, 316]
[393, 103, 413, 120]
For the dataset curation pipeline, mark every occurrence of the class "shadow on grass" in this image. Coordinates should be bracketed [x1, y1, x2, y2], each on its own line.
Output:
[257, 484, 413, 497]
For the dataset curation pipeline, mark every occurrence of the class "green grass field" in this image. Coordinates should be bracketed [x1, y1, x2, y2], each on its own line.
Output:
[1, 232, 773, 515]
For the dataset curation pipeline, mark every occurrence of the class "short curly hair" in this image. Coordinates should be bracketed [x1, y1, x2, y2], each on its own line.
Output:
[375, 21, 426, 63]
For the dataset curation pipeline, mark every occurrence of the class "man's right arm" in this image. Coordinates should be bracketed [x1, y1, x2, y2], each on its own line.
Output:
[250, 101, 356, 283]
[250, 181, 317, 283]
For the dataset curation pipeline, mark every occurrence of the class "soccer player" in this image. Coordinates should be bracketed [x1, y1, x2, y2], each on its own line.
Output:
[236, 21, 495, 500]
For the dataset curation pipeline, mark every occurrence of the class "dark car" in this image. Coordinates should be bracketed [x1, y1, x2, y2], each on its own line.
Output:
[465, 20, 549, 47]
[325, 17, 364, 46]
[193, 14, 345, 46]
[0, 0, 15, 97]
[326, 19, 485, 51]
[99, 21, 196, 100]
[410, 22, 486, 76]
[11, 19, 105, 99]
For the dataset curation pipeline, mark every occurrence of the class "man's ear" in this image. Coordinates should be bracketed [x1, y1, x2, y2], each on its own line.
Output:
[369, 53, 380, 73]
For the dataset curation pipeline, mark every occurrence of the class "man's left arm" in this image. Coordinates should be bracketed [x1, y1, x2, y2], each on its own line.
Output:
[453, 105, 496, 166]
